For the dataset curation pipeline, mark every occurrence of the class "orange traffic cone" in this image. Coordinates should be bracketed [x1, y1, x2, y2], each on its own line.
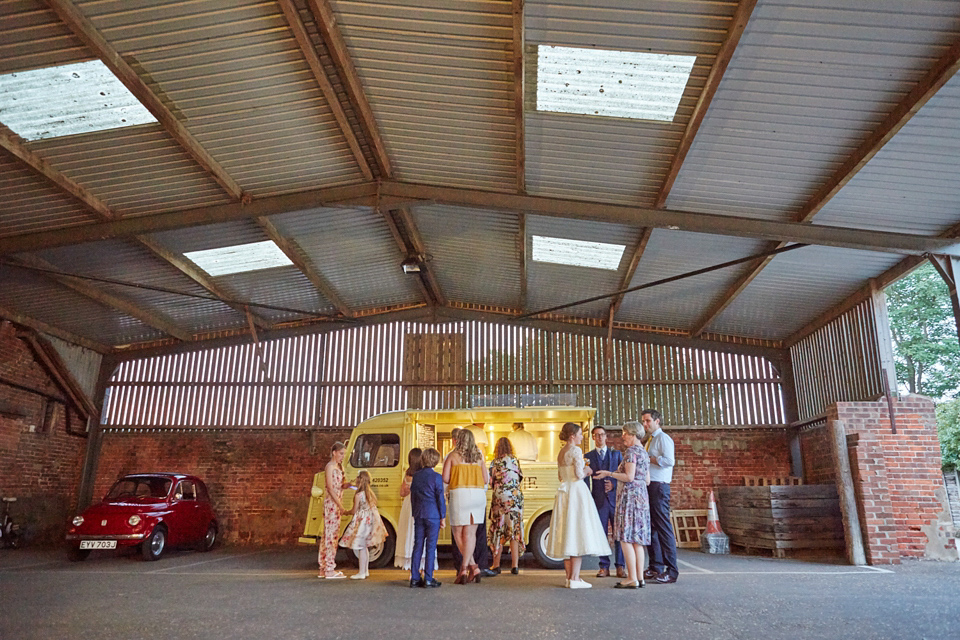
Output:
[705, 490, 724, 535]
[700, 489, 729, 554]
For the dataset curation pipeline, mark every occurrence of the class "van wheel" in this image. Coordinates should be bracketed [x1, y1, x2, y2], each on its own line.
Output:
[529, 515, 564, 570]
[354, 519, 396, 569]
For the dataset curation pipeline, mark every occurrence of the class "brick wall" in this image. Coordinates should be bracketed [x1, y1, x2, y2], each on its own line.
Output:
[0, 322, 88, 543]
[800, 398, 954, 564]
[95, 429, 350, 545]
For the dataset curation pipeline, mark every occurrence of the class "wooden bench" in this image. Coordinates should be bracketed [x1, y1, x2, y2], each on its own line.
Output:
[717, 485, 843, 558]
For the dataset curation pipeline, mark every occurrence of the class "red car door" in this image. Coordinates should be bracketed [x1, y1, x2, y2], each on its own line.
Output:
[168, 480, 203, 544]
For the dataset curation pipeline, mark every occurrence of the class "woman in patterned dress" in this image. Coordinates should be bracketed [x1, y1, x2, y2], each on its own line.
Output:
[488, 437, 525, 574]
[319, 441, 350, 579]
[595, 420, 650, 589]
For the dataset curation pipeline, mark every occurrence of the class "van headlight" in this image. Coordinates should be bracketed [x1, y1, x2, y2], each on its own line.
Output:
[128, 515, 141, 526]
[72, 516, 84, 526]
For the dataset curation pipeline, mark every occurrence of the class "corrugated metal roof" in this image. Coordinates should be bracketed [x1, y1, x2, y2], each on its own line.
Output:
[0, 153, 95, 236]
[0, 0, 88, 75]
[525, 215, 637, 319]
[29, 124, 232, 217]
[616, 230, 767, 330]
[816, 71, 960, 236]
[666, 0, 960, 220]
[524, 0, 737, 205]
[330, 0, 517, 190]
[411, 204, 522, 308]
[74, 0, 366, 196]
[709, 246, 902, 340]
[0, 261, 166, 345]
[269, 206, 423, 310]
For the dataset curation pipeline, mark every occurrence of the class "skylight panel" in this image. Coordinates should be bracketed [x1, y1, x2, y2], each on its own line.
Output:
[532, 235, 625, 271]
[535, 46, 696, 122]
[0, 60, 157, 140]
[185, 241, 294, 276]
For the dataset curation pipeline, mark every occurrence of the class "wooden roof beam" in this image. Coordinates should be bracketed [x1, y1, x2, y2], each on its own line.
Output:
[609, 228, 653, 318]
[513, 0, 526, 194]
[392, 207, 446, 307]
[654, 0, 759, 208]
[43, 0, 247, 202]
[307, 0, 393, 178]
[276, 0, 373, 181]
[6, 255, 194, 342]
[256, 217, 354, 318]
[690, 36, 960, 336]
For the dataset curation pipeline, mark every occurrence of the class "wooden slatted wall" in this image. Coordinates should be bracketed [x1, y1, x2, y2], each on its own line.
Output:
[102, 320, 786, 429]
[789, 301, 884, 422]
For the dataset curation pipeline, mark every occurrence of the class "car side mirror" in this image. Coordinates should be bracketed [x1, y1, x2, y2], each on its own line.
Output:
[174, 493, 183, 501]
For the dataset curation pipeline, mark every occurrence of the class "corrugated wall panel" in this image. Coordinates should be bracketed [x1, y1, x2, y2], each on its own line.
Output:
[411, 204, 522, 308]
[269, 206, 423, 311]
[524, 0, 738, 206]
[816, 73, 960, 236]
[33, 240, 249, 334]
[667, 0, 960, 220]
[617, 230, 767, 331]
[709, 246, 901, 340]
[330, 0, 517, 190]
[0, 263, 166, 345]
[29, 125, 232, 217]
[74, 0, 366, 197]
[0, 154, 94, 236]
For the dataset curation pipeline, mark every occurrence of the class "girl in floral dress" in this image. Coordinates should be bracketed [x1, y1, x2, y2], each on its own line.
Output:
[488, 437, 525, 574]
[339, 471, 387, 579]
[595, 421, 651, 589]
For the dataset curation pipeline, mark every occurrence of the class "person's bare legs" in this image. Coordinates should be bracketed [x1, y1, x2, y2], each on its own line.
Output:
[510, 539, 519, 569]
[635, 543, 646, 584]
[491, 539, 503, 570]
[462, 518, 478, 576]
[621, 543, 638, 585]
[568, 556, 582, 582]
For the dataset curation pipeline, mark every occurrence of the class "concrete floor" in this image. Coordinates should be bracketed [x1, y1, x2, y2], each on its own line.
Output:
[0, 546, 957, 640]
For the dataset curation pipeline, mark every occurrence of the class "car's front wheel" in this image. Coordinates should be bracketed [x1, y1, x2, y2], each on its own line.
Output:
[141, 525, 167, 561]
[353, 519, 396, 569]
[198, 522, 217, 552]
[529, 514, 564, 570]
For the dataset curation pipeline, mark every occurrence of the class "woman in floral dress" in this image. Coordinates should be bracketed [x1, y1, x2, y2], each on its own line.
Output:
[488, 437, 525, 574]
[319, 441, 351, 579]
[595, 421, 650, 589]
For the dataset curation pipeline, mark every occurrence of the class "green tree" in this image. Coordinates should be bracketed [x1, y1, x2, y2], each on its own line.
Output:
[935, 399, 960, 471]
[886, 263, 960, 399]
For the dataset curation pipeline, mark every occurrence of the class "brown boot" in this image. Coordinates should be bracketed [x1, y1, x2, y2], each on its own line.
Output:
[596, 567, 610, 578]
[616, 566, 628, 579]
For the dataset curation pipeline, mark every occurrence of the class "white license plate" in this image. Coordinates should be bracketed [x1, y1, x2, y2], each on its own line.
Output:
[79, 540, 117, 550]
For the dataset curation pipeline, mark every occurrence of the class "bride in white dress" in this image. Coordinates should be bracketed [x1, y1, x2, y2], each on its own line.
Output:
[547, 422, 612, 589]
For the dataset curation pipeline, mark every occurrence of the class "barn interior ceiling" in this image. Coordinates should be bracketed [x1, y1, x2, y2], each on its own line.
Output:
[1, 0, 959, 356]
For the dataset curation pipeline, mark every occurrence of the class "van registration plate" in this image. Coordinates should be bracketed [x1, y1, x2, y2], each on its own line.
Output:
[80, 540, 117, 549]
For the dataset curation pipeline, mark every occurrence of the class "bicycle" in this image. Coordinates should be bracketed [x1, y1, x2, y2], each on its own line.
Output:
[0, 497, 21, 549]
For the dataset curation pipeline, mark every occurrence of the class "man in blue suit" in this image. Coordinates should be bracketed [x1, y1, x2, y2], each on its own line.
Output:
[584, 425, 625, 578]
[409, 447, 446, 588]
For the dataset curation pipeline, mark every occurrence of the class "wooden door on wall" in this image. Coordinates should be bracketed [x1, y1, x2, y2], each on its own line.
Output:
[403, 333, 466, 409]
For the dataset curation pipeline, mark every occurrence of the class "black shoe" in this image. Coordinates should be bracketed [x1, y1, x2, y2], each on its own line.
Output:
[510, 567, 519, 575]
[479, 568, 498, 577]
[653, 573, 677, 584]
[488, 567, 502, 575]
[642, 568, 659, 580]
[409, 579, 423, 588]
[422, 578, 442, 588]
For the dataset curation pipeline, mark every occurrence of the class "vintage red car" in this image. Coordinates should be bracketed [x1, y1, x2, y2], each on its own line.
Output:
[66, 473, 218, 561]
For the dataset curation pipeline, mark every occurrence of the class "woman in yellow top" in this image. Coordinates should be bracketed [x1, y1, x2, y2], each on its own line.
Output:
[442, 428, 489, 584]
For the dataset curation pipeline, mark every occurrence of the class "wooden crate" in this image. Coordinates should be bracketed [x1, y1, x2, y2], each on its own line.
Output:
[743, 475, 803, 486]
[671, 509, 708, 549]
[717, 485, 844, 557]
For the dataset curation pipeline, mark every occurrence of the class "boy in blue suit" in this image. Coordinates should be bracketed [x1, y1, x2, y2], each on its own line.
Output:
[584, 425, 625, 578]
[409, 447, 446, 588]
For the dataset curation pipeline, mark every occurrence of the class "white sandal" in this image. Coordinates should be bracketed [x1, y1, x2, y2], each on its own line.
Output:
[325, 571, 347, 579]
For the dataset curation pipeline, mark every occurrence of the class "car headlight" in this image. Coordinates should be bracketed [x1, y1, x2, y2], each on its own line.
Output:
[128, 515, 141, 526]
[72, 515, 84, 526]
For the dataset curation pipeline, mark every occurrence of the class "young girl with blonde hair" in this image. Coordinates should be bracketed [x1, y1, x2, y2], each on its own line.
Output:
[339, 470, 387, 579]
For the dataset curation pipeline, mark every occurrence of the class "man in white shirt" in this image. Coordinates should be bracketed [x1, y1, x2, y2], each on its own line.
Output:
[641, 409, 678, 584]
[506, 422, 538, 462]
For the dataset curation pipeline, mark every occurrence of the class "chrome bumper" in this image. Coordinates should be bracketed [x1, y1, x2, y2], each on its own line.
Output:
[65, 533, 146, 541]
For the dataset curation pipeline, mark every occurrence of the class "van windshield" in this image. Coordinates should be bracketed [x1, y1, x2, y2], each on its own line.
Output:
[351, 434, 400, 468]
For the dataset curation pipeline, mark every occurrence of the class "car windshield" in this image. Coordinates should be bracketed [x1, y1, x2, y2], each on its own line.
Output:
[105, 477, 172, 500]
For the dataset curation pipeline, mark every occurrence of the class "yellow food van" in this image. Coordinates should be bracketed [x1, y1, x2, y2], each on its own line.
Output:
[299, 406, 596, 568]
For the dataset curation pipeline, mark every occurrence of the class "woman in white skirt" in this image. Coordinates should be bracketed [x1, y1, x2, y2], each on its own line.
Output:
[442, 428, 489, 584]
[547, 422, 611, 589]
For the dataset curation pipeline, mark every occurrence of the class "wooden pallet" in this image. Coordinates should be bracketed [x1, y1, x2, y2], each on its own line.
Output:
[743, 475, 803, 486]
[717, 485, 843, 558]
[670, 509, 708, 549]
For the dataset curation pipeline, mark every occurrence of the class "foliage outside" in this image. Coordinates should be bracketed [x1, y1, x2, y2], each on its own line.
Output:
[886, 263, 960, 470]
